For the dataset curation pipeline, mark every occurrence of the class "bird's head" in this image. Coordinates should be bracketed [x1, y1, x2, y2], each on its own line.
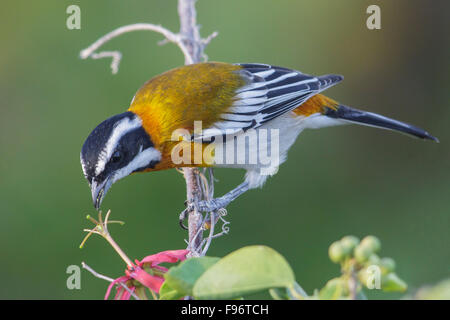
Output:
[80, 111, 161, 209]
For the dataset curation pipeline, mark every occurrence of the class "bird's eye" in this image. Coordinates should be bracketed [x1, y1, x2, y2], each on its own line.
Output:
[111, 150, 122, 163]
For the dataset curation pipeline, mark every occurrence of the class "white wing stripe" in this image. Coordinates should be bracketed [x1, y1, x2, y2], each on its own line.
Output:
[235, 97, 267, 105]
[235, 89, 268, 99]
[231, 105, 262, 113]
[253, 69, 275, 78]
[221, 113, 257, 122]
[264, 72, 298, 85]
[235, 72, 302, 93]
[237, 78, 317, 98]
[266, 78, 317, 92]
[264, 92, 305, 107]
[231, 82, 316, 115]
[235, 82, 266, 93]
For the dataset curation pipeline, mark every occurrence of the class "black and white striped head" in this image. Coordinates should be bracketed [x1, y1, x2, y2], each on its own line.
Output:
[80, 112, 161, 209]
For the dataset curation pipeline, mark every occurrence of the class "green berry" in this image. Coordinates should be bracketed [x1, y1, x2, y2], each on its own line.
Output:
[354, 244, 372, 263]
[329, 241, 345, 263]
[368, 254, 381, 266]
[340, 235, 360, 254]
[361, 236, 381, 252]
[380, 257, 396, 273]
[357, 268, 370, 286]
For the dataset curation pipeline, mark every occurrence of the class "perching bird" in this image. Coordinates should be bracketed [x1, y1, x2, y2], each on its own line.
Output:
[80, 62, 438, 212]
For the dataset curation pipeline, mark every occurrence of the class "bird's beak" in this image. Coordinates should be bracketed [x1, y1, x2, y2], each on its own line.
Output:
[91, 177, 111, 210]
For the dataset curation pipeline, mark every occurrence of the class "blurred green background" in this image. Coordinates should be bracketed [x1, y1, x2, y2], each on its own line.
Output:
[0, 0, 448, 299]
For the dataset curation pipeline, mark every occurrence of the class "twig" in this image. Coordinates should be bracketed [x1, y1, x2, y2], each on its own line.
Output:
[203, 31, 219, 45]
[82, 211, 133, 268]
[348, 268, 358, 300]
[81, 262, 140, 300]
[80, 23, 193, 73]
[177, 0, 202, 63]
[212, 209, 230, 238]
[201, 212, 215, 256]
[183, 168, 204, 257]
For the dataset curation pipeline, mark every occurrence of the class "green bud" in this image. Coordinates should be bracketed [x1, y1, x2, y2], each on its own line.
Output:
[354, 244, 372, 263]
[368, 254, 381, 266]
[340, 235, 360, 255]
[361, 235, 381, 253]
[380, 257, 396, 274]
[357, 268, 370, 285]
[382, 273, 407, 292]
[329, 241, 345, 263]
[358, 267, 383, 290]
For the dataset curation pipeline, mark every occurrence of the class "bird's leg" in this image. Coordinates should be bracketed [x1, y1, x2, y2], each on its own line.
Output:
[196, 182, 250, 212]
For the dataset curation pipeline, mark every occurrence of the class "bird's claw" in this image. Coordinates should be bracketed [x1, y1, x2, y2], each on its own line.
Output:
[179, 209, 188, 230]
[179, 200, 195, 230]
[179, 198, 227, 230]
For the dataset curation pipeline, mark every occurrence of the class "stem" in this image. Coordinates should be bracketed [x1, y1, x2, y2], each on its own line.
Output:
[82, 211, 134, 267]
[80, 23, 193, 73]
[177, 0, 208, 257]
[103, 232, 134, 268]
[178, 0, 202, 64]
[82, 262, 140, 300]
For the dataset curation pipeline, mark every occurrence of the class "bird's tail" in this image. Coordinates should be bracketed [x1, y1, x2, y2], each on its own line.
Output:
[325, 105, 439, 142]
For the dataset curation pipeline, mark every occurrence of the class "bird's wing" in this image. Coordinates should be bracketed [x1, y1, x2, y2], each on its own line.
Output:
[198, 63, 343, 140]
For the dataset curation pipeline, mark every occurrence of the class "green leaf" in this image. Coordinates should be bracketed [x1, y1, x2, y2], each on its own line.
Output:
[158, 281, 184, 300]
[319, 278, 344, 300]
[408, 278, 450, 300]
[193, 245, 295, 300]
[164, 256, 220, 296]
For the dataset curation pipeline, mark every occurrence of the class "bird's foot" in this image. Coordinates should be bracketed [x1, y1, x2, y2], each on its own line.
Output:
[178, 182, 250, 229]
[178, 198, 224, 230]
[179, 200, 193, 230]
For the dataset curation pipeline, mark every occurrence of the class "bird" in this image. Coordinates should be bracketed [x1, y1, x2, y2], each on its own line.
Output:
[80, 62, 438, 213]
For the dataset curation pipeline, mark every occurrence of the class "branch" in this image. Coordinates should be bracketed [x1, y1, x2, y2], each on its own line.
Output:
[81, 262, 140, 300]
[79, 23, 194, 73]
[177, 0, 215, 257]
